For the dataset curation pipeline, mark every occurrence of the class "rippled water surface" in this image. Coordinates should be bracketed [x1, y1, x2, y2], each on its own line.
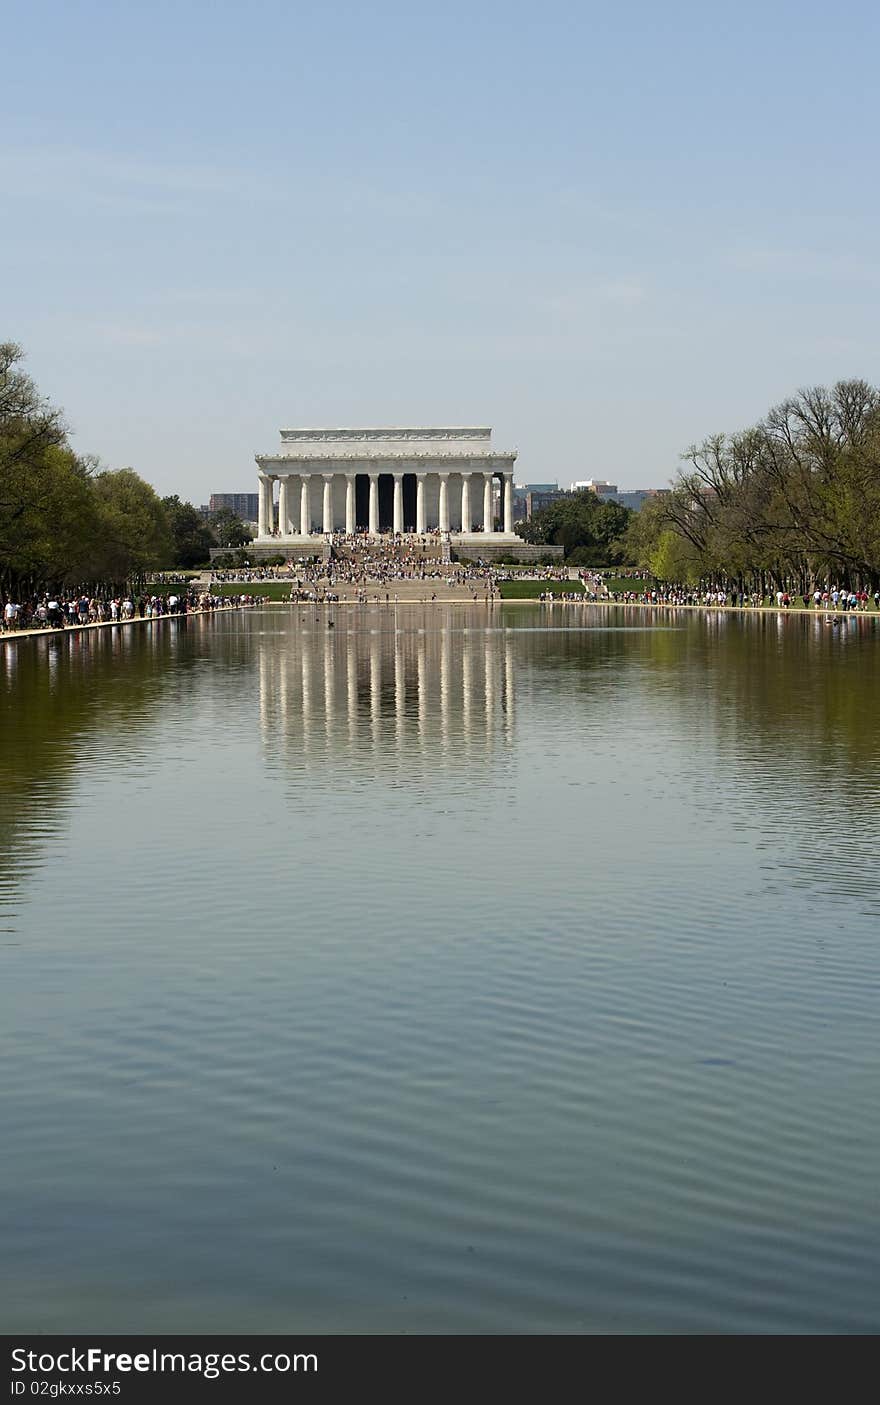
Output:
[2, 604, 879, 1334]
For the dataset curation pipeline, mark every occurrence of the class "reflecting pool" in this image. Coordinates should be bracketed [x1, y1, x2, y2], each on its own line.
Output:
[1, 604, 879, 1333]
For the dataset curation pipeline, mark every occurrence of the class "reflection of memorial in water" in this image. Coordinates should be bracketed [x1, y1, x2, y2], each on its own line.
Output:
[258, 610, 515, 775]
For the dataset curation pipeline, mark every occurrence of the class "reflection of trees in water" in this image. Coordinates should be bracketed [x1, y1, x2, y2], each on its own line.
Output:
[523, 604, 880, 772]
[4, 604, 878, 920]
[531, 604, 880, 909]
[257, 607, 515, 778]
[0, 616, 246, 919]
[640, 608, 880, 775]
[673, 610, 880, 909]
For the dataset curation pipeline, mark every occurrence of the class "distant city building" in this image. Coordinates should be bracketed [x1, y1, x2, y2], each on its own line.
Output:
[525, 489, 568, 519]
[461, 470, 668, 524]
[615, 488, 669, 512]
[572, 479, 619, 498]
[513, 481, 565, 521]
[209, 492, 259, 521]
[570, 481, 669, 512]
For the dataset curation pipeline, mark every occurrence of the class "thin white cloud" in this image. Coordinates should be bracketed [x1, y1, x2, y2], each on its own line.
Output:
[535, 278, 648, 323]
[0, 145, 279, 209]
[90, 320, 261, 357]
[595, 279, 647, 305]
[722, 245, 880, 284]
[95, 324, 170, 348]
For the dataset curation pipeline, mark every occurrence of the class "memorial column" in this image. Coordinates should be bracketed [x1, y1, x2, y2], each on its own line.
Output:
[258, 477, 269, 537]
[416, 475, 426, 534]
[393, 473, 404, 535]
[460, 472, 472, 533]
[323, 474, 334, 534]
[438, 473, 450, 533]
[483, 472, 494, 532]
[278, 476, 290, 536]
[368, 473, 379, 535]
[300, 476, 311, 536]
[503, 472, 514, 534]
[345, 474, 356, 535]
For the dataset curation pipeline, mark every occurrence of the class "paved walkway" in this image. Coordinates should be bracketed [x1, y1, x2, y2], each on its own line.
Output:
[553, 597, 879, 617]
[7, 595, 874, 638]
[0, 603, 254, 643]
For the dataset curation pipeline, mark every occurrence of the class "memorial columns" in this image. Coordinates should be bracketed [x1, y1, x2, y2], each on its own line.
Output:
[460, 473, 472, 533]
[256, 432, 517, 543]
[368, 473, 379, 535]
[483, 473, 494, 532]
[300, 476, 311, 536]
[438, 473, 450, 533]
[278, 475, 290, 536]
[257, 454, 515, 539]
[416, 476, 426, 534]
[503, 472, 514, 534]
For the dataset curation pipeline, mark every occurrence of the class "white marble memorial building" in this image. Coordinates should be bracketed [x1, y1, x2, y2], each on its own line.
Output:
[253, 426, 519, 544]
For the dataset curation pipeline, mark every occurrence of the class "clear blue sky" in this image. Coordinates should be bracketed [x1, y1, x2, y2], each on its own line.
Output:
[3, 0, 878, 497]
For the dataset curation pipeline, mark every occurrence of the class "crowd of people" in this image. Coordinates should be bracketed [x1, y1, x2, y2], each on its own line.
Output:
[579, 578, 880, 611]
[208, 538, 505, 601]
[495, 565, 570, 582]
[208, 566, 311, 583]
[14, 540, 879, 636]
[1, 590, 258, 635]
[209, 548, 880, 615]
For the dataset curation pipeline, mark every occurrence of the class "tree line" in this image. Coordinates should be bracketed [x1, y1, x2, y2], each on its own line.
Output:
[514, 489, 633, 564]
[514, 378, 880, 590]
[7, 342, 878, 594]
[621, 379, 880, 590]
[0, 342, 250, 597]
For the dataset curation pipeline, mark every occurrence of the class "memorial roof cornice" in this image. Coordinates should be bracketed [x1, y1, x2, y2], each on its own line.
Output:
[256, 450, 517, 466]
[278, 426, 492, 438]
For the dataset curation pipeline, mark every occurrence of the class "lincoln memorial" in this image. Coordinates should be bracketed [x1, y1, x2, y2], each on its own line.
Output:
[252, 426, 520, 547]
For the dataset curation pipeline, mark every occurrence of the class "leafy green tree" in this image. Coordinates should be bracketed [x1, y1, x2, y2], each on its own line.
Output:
[0, 342, 104, 593]
[210, 507, 252, 548]
[653, 380, 880, 590]
[516, 490, 633, 563]
[648, 529, 700, 583]
[162, 495, 214, 568]
[91, 468, 172, 585]
[614, 493, 664, 567]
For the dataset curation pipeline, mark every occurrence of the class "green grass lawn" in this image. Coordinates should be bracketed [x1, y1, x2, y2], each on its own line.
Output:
[498, 579, 585, 599]
[602, 575, 652, 593]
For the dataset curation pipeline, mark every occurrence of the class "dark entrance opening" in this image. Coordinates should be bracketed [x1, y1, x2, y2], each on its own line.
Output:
[378, 474, 394, 531]
[355, 474, 370, 530]
[354, 472, 418, 532]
